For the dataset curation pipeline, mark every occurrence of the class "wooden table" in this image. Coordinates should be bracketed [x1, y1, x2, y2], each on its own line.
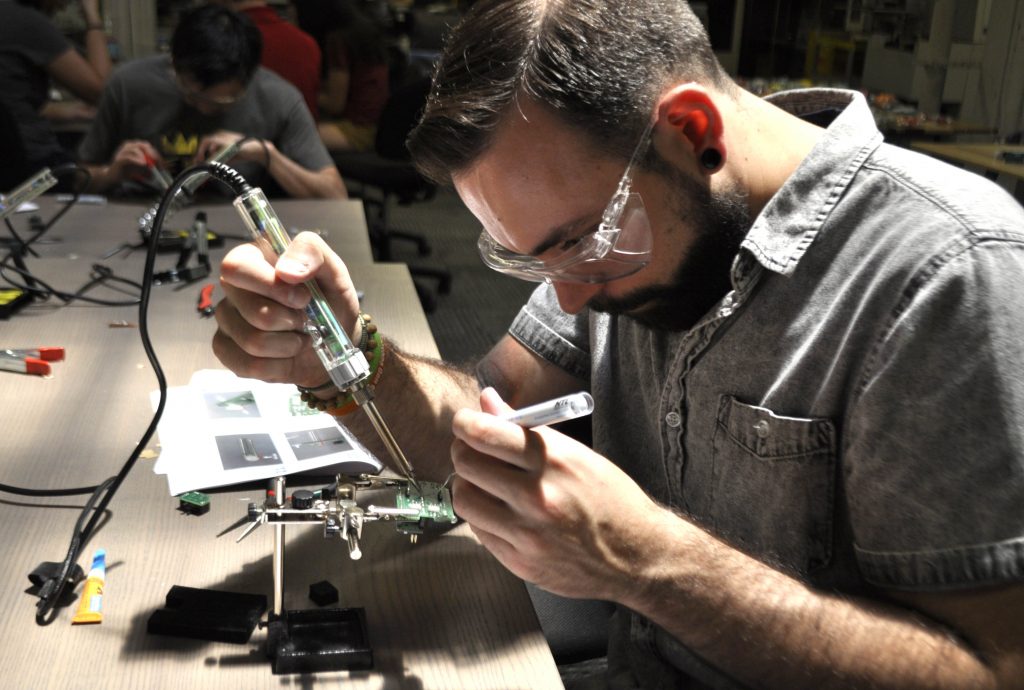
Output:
[0, 199, 561, 689]
[909, 142, 1024, 183]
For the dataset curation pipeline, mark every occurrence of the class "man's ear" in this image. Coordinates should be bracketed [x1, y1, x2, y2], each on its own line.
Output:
[657, 83, 726, 173]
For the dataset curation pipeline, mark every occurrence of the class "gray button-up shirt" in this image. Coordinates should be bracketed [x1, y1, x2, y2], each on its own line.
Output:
[507, 89, 1024, 688]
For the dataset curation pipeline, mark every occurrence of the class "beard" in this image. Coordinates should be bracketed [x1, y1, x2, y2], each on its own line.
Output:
[587, 162, 751, 332]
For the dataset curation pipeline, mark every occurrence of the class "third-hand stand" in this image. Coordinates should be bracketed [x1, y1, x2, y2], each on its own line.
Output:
[152, 211, 211, 286]
[237, 472, 457, 674]
[259, 476, 373, 675]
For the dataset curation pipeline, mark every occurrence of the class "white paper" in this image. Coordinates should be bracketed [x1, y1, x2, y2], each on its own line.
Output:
[152, 369, 382, 495]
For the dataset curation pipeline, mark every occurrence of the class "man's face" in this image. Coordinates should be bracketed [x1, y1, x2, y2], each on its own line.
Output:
[455, 100, 750, 332]
[174, 71, 246, 117]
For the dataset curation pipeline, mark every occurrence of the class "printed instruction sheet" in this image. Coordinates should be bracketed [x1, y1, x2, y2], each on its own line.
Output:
[153, 369, 381, 495]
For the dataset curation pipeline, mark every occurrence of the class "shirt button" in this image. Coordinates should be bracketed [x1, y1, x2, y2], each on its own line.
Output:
[754, 420, 771, 438]
[665, 411, 682, 428]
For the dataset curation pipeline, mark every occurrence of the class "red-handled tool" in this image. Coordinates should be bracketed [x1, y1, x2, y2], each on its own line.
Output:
[5, 346, 64, 361]
[198, 283, 215, 317]
[0, 348, 55, 376]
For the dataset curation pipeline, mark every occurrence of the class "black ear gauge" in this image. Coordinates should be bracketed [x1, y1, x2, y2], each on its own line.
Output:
[700, 148, 723, 171]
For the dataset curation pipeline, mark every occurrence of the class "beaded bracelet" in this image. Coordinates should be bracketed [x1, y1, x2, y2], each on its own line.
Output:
[296, 313, 376, 395]
[297, 314, 384, 417]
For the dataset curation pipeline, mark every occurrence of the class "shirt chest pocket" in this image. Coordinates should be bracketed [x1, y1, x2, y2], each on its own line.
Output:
[710, 396, 837, 574]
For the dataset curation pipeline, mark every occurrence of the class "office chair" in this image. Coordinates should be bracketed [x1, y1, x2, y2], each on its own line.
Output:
[332, 76, 451, 312]
[0, 100, 76, 193]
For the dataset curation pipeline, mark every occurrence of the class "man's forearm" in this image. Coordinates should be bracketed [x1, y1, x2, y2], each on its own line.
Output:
[83, 28, 112, 83]
[265, 144, 346, 199]
[81, 163, 117, 193]
[338, 341, 480, 481]
[624, 508, 999, 689]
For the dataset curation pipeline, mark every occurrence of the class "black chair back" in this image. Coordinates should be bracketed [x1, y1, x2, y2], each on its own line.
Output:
[374, 77, 432, 162]
[0, 99, 31, 192]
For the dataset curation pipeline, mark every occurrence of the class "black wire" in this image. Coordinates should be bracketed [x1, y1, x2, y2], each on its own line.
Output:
[34, 477, 116, 625]
[31, 162, 252, 624]
[0, 482, 103, 497]
[0, 260, 143, 306]
[0, 165, 141, 307]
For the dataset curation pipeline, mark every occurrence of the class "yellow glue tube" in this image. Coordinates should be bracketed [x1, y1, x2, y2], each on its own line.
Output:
[72, 548, 106, 625]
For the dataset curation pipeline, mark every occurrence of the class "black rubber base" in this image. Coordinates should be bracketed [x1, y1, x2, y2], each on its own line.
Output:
[266, 607, 373, 674]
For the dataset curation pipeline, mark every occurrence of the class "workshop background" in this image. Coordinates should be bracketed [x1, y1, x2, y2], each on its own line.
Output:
[47, 0, 1024, 362]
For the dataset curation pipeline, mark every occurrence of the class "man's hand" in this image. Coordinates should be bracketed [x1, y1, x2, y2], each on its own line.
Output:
[110, 139, 162, 183]
[213, 231, 362, 389]
[450, 387, 662, 601]
[194, 130, 266, 166]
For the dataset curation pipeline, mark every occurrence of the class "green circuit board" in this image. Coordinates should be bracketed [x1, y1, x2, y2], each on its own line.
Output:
[395, 481, 457, 535]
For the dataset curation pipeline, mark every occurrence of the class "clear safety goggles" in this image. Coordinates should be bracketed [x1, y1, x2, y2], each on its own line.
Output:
[478, 119, 656, 284]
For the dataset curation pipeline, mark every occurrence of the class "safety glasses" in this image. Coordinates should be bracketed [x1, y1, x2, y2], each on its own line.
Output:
[174, 72, 247, 109]
[478, 118, 655, 284]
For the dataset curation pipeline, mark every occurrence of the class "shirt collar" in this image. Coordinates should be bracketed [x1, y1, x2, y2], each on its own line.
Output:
[740, 89, 884, 276]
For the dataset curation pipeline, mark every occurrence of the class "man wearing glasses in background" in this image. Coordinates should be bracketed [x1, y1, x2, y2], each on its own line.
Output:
[79, 4, 344, 199]
[214, 0, 1024, 687]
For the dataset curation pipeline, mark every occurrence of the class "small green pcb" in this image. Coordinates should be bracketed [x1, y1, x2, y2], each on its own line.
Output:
[395, 482, 456, 535]
[178, 491, 211, 515]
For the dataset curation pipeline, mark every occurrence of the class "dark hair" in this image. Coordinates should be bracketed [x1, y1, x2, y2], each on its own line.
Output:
[407, 0, 730, 185]
[171, 5, 262, 88]
[293, 0, 388, 70]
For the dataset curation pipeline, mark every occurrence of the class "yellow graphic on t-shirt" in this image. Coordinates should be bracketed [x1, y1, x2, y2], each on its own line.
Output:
[161, 132, 199, 158]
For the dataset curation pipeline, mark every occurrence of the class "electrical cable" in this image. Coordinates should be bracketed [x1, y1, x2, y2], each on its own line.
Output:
[33, 477, 116, 626]
[0, 164, 142, 307]
[29, 161, 252, 625]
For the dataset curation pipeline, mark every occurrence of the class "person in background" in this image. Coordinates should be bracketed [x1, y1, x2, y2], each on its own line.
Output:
[294, 0, 389, 153]
[79, 4, 344, 199]
[0, 0, 111, 186]
[214, 0, 322, 119]
[214, 0, 1024, 688]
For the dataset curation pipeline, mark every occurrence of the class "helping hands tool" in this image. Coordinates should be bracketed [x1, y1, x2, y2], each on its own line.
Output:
[232, 187, 420, 490]
[0, 168, 58, 222]
[228, 472, 454, 674]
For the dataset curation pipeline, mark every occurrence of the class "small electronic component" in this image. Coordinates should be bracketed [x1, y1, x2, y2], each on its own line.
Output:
[178, 491, 210, 515]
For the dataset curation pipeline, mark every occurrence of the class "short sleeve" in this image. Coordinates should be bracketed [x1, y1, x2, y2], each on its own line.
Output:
[18, 10, 70, 66]
[274, 93, 333, 171]
[509, 283, 592, 381]
[847, 238, 1024, 589]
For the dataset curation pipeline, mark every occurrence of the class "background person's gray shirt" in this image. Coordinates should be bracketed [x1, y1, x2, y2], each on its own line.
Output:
[78, 55, 332, 196]
[508, 89, 1024, 689]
